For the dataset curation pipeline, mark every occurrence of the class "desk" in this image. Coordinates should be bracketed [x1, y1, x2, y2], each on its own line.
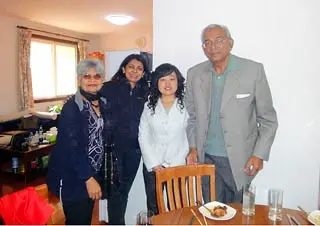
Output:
[0, 144, 54, 185]
[152, 203, 310, 225]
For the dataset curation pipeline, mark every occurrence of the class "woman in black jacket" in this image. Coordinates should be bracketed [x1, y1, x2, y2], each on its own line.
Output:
[99, 54, 150, 225]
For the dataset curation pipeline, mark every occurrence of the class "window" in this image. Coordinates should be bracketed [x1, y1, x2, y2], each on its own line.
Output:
[30, 37, 78, 101]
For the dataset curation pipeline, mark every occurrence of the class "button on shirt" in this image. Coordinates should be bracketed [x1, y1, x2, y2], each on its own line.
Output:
[204, 55, 238, 157]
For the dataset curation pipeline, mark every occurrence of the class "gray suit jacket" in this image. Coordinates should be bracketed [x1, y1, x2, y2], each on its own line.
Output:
[186, 54, 278, 190]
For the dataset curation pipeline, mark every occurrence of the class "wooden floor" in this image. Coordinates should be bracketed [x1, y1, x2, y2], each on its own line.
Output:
[0, 174, 102, 225]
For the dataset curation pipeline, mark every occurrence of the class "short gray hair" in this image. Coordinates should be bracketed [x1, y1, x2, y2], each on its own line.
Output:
[77, 59, 104, 76]
[201, 24, 233, 43]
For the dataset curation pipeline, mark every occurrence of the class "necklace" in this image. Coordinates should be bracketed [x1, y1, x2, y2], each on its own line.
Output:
[91, 102, 99, 108]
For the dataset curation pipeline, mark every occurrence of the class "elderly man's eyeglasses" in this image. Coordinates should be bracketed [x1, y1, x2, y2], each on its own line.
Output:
[82, 74, 102, 80]
[202, 37, 228, 49]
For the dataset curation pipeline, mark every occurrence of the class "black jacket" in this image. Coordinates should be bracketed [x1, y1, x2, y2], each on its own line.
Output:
[47, 92, 114, 201]
[99, 77, 149, 152]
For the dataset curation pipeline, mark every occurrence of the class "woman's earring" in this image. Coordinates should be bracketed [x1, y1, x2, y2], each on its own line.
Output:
[122, 67, 125, 74]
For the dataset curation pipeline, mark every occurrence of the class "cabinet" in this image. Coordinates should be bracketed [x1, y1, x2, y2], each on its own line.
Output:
[0, 144, 54, 185]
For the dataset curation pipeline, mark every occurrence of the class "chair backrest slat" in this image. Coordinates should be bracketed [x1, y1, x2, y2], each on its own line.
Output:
[167, 179, 175, 211]
[173, 178, 181, 209]
[156, 179, 166, 213]
[188, 176, 195, 205]
[210, 175, 216, 201]
[155, 164, 215, 214]
[196, 175, 202, 203]
[180, 177, 188, 207]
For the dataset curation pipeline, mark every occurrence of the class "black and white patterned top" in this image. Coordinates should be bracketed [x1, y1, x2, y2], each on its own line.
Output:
[83, 101, 104, 172]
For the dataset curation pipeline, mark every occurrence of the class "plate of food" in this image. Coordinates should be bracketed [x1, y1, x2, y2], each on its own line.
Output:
[308, 210, 320, 225]
[198, 201, 237, 220]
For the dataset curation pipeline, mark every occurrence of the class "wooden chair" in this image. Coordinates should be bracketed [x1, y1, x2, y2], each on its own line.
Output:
[155, 164, 215, 214]
[34, 184, 65, 225]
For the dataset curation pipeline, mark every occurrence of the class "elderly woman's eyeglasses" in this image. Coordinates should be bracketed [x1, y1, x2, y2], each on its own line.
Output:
[202, 37, 228, 49]
[82, 74, 102, 80]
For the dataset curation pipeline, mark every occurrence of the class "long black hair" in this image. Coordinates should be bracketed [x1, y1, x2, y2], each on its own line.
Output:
[111, 54, 149, 82]
[148, 63, 185, 114]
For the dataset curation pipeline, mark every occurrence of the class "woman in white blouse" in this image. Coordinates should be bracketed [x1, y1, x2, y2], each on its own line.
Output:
[138, 63, 189, 214]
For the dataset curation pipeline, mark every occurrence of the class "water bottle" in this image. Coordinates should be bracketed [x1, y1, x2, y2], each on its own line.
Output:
[34, 131, 40, 144]
[28, 132, 33, 143]
[39, 125, 44, 143]
[12, 157, 18, 173]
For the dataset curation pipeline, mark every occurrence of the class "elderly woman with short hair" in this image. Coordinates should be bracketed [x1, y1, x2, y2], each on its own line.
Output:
[47, 59, 114, 225]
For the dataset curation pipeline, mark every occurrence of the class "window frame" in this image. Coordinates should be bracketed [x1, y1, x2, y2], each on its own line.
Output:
[31, 34, 79, 103]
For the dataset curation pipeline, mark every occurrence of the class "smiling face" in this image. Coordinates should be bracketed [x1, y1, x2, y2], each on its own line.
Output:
[158, 72, 178, 97]
[202, 27, 233, 64]
[123, 59, 144, 87]
[78, 68, 103, 94]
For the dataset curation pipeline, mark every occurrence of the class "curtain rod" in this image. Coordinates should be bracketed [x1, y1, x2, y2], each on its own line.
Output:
[17, 26, 89, 42]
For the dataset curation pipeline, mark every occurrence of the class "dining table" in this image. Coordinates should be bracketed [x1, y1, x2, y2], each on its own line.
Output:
[151, 203, 311, 225]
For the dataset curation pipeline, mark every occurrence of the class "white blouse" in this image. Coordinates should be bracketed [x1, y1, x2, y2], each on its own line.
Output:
[138, 98, 189, 172]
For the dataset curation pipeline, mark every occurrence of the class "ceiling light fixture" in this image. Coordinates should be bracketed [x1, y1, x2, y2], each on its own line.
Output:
[105, 14, 134, 25]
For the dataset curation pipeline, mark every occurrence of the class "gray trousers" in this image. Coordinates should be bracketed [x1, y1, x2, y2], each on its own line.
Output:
[202, 153, 242, 203]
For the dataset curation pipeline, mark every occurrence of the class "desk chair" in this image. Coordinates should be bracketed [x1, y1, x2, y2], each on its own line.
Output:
[34, 184, 65, 225]
[155, 164, 215, 214]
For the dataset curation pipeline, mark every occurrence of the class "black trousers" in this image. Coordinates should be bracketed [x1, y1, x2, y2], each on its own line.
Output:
[142, 164, 159, 215]
[62, 198, 94, 225]
[107, 148, 141, 225]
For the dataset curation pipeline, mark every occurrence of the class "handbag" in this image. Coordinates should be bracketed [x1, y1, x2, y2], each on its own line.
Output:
[102, 134, 120, 199]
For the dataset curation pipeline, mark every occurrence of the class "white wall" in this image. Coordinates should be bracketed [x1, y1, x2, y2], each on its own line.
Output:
[154, 0, 320, 211]
[105, 49, 140, 80]
[100, 27, 153, 53]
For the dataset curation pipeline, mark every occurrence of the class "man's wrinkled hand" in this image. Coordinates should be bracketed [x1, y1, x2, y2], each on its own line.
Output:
[243, 156, 263, 176]
[186, 147, 198, 165]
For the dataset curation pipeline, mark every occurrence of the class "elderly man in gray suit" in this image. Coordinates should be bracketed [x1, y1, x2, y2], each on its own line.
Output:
[186, 24, 278, 203]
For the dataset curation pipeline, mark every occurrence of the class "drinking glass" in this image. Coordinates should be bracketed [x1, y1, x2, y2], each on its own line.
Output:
[136, 210, 154, 225]
[242, 183, 256, 216]
[268, 188, 283, 221]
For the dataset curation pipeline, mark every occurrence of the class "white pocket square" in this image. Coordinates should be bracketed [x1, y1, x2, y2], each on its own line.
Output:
[236, 93, 251, 99]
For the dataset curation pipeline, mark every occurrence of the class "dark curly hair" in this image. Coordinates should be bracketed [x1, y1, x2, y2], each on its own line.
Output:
[148, 63, 185, 114]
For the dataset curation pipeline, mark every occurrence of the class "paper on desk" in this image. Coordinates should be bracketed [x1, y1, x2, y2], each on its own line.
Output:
[29, 108, 58, 120]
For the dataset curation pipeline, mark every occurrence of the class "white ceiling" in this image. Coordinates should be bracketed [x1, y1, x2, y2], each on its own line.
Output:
[0, 0, 153, 34]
